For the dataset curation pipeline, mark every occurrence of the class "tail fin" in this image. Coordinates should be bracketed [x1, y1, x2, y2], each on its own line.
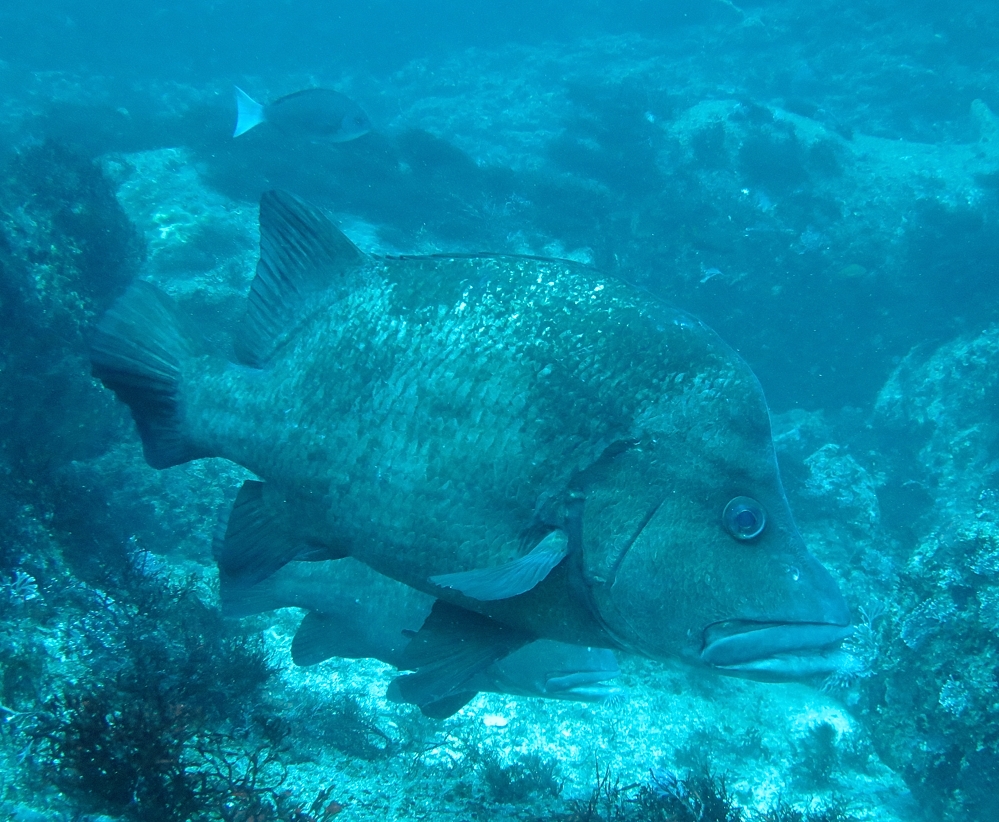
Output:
[90, 281, 208, 468]
[233, 86, 266, 137]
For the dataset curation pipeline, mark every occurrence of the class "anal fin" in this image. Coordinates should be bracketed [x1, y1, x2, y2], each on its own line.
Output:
[214, 480, 301, 583]
[217, 567, 283, 618]
[386, 685, 476, 720]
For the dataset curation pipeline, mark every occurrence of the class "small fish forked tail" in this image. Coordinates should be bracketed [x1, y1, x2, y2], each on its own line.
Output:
[233, 86, 266, 137]
[90, 281, 209, 469]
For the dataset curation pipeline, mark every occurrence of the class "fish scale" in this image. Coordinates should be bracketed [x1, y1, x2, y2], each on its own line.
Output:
[218, 261, 661, 583]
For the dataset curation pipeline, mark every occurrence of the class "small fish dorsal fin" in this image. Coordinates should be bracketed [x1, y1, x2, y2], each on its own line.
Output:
[236, 190, 367, 366]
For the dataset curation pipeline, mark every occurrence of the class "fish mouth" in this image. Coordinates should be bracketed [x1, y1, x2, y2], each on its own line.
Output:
[700, 619, 853, 679]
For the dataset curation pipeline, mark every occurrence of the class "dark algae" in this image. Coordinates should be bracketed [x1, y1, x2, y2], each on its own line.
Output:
[1, 1, 999, 820]
[561, 766, 852, 822]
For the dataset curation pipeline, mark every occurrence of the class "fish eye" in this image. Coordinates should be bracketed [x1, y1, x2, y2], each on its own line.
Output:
[722, 496, 766, 540]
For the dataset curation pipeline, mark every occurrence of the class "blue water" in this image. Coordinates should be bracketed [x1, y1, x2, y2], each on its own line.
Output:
[1, 1, 998, 820]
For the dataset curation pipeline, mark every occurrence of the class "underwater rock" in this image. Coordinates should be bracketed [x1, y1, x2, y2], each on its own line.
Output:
[864, 326, 999, 821]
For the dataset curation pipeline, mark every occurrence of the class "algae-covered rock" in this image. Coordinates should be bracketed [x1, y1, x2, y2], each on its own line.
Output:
[0, 141, 145, 470]
[867, 326, 999, 821]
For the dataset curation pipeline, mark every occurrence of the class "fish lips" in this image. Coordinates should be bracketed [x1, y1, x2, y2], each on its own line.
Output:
[700, 619, 854, 679]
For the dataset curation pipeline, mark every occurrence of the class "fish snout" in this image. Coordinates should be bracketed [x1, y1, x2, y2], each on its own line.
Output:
[787, 547, 852, 628]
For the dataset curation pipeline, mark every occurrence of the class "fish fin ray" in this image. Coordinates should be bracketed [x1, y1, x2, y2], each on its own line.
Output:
[384, 679, 477, 719]
[90, 281, 208, 468]
[418, 692, 477, 719]
[429, 530, 568, 600]
[215, 480, 303, 583]
[235, 190, 367, 366]
[291, 611, 343, 666]
[233, 86, 266, 137]
[216, 567, 283, 618]
[392, 600, 531, 707]
[387, 684, 476, 719]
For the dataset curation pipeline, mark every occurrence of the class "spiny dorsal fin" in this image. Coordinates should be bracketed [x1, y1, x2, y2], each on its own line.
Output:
[236, 190, 367, 366]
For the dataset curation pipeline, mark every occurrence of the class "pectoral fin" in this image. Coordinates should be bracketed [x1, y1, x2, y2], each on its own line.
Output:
[421, 693, 477, 719]
[389, 600, 531, 713]
[429, 530, 568, 601]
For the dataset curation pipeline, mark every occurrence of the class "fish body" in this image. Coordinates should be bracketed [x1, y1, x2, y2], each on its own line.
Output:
[233, 86, 371, 142]
[220, 555, 626, 708]
[92, 191, 851, 690]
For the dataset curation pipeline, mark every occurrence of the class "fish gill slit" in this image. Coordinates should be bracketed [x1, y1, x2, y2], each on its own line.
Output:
[605, 498, 664, 588]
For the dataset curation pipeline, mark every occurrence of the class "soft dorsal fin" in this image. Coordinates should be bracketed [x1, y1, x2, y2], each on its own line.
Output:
[235, 190, 367, 366]
[291, 611, 341, 666]
[215, 479, 300, 582]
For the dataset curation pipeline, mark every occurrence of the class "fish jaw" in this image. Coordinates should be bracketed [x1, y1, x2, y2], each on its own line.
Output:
[697, 530, 854, 678]
[699, 619, 854, 679]
[696, 544, 854, 679]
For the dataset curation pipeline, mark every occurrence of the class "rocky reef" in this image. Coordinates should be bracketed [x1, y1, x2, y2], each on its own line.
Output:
[0, 1, 998, 819]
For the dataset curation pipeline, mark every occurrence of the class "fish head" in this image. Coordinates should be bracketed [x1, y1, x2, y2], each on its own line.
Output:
[581, 328, 851, 680]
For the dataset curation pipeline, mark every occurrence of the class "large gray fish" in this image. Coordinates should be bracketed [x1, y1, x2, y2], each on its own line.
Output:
[91, 191, 851, 706]
[219, 545, 626, 717]
[233, 86, 371, 142]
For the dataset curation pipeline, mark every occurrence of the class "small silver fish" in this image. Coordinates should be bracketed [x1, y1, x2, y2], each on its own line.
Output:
[233, 86, 371, 142]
